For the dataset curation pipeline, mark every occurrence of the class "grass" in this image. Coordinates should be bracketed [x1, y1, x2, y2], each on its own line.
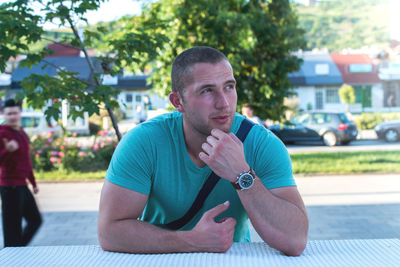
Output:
[34, 151, 400, 181]
[291, 151, 400, 174]
[36, 170, 107, 181]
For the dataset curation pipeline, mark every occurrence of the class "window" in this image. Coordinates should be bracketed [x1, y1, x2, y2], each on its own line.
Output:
[21, 117, 40, 128]
[125, 94, 133, 103]
[315, 64, 329, 75]
[292, 113, 310, 124]
[326, 88, 340, 103]
[136, 95, 142, 102]
[315, 91, 324, 110]
[312, 113, 332, 124]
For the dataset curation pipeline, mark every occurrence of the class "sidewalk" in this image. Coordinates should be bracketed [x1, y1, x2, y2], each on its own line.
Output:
[1, 174, 399, 247]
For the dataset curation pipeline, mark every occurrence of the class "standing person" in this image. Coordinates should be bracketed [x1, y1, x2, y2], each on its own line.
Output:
[98, 47, 308, 256]
[0, 99, 42, 247]
[241, 103, 264, 125]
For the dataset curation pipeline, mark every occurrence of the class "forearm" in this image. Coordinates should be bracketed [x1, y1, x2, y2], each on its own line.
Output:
[98, 218, 196, 254]
[238, 179, 308, 256]
[28, 170, 37, 188]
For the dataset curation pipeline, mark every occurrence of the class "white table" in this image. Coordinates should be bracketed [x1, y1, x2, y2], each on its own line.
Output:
[0, 239, 399, 267]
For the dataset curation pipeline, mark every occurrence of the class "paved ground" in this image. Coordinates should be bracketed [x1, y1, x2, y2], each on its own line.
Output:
[1, 174, 399, 247]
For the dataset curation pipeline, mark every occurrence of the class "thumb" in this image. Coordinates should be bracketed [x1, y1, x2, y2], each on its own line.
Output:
[204, 201, 230, 220]
[3, 138, 8, 145]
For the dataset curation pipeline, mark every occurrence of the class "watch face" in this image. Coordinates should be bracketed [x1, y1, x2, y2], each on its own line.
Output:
[239, 173, 254, 189]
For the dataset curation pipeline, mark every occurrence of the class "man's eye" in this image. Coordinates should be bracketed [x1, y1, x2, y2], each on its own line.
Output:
[201, 88, 211, 94]
[226, 84, 235, 90]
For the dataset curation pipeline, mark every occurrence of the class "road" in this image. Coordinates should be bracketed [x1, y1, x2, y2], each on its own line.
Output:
[286, 139, 400, 153]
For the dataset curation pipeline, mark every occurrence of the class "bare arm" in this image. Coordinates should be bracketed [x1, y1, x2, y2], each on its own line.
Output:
[98, 180, 237, 254]
[200, 129, 308, 256]
[237, 180, 308, 256]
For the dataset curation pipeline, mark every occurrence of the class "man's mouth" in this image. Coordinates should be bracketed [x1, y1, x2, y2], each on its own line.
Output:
[212, 115, 230, 124]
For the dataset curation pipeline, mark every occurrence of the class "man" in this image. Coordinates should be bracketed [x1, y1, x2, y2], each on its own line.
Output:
[241, 103, 264, 125]
[0, 99, 42, 247]
[98, 47, 308, 256]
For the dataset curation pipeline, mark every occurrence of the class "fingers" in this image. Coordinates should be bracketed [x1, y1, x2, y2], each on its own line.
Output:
[211, 129, 226, 139]
[204, 201, 230, 220]
[229, 132, 242, 145]
[201, 142, 212, 155]
[3, 138, 8, 145]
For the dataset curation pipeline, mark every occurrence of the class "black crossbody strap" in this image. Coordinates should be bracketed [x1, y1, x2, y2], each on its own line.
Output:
[164, 118, 255, 230]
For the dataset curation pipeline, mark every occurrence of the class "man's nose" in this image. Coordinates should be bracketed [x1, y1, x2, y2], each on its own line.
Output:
[215, 90, 229, 109]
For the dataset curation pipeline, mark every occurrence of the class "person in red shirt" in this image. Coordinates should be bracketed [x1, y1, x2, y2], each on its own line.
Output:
[0, 99, 42, 247]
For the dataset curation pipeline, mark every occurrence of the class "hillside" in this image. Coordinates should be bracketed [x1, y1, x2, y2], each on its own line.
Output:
[295, 0, 391, 52]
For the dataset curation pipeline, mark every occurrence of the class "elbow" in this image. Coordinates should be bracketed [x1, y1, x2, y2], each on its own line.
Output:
[283, 235, 308, 257]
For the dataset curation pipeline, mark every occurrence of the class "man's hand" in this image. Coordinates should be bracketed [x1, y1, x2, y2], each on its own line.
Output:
[33, 186, 39, 194]
[3, 138, 19, 152]
[184, 201, 236, 253]
[199, 129, 249, 182]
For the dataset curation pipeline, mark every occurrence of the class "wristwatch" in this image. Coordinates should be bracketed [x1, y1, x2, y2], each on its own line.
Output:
[231, 168, 256, 191]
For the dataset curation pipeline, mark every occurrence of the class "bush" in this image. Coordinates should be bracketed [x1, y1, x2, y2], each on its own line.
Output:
[30, 131, 117, 173]
[354, 112, 400, 130]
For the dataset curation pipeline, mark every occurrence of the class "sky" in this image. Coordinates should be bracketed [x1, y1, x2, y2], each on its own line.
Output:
[0, 0, 142, 29]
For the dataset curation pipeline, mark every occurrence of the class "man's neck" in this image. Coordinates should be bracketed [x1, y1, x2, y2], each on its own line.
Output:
[182, 119, 208, 168]
[7, 123, 20, 131]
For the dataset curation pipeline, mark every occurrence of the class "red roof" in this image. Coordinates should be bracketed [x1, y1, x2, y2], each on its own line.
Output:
[46, 43, 80, 57]
[330, 54, 380, 84]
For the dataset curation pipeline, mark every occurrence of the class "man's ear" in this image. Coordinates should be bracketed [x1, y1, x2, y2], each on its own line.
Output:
[169, 92, 184, 112]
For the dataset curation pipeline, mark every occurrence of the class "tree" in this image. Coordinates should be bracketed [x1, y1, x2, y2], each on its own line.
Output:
[137, 0, 306, 121]
[296, 0, 390, 52]
[0, 0, 168, 140]
[339, 84, 356, 113]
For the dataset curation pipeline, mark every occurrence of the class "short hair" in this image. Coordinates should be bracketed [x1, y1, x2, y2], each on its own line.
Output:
[171, 46, 228, 96]
[3, 99, 22, 109]
[242, 103, 254, 110]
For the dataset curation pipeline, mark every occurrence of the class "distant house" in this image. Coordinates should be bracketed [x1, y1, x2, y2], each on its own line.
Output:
[288, 53, 343, 112]
[330, 53, 382, 112]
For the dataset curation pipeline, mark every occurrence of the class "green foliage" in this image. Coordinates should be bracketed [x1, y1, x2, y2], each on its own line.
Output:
[135, 0, 306, 121]
[353, 112, 400, 130]
[0, 0, 167, 139]
[296, 0, 390, 51]
[339, 84, 355, 104]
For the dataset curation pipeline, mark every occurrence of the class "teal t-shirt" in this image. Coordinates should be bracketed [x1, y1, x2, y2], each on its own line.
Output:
[106, 111, 296, 242]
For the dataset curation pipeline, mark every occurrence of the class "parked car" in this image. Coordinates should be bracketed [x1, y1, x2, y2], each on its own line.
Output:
[0, 112, 62, 136]
[374, 120, 400, 142]
[269, 112, 358, 146]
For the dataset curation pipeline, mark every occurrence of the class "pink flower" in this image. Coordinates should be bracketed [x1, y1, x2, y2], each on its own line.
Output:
[57, 158, 61, 163]
[78, 151, 85, 157]
[37, 150, 43, 154]
[100, 142, 105, 148]
[58, 151, 65, 158]
[93, 144, 99, 151]
[35, 154, 39, 158]
[50, 157, 58, 163]
[72, 132, 77, 137]
[48, 138, 53, 143]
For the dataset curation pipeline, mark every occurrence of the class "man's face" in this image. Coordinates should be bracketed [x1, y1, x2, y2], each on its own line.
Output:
[3, 106, 21, 127]
[242, 106, 254, 118]
[179, 60, 237, 136]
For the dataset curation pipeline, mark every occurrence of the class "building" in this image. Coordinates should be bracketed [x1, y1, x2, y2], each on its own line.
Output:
[288, 53, 343, 112]
[330, 53, 382, 112]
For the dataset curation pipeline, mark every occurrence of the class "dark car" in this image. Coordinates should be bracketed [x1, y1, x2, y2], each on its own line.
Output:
[269, 112, 358, 146]
[374, 120, 400, 142]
